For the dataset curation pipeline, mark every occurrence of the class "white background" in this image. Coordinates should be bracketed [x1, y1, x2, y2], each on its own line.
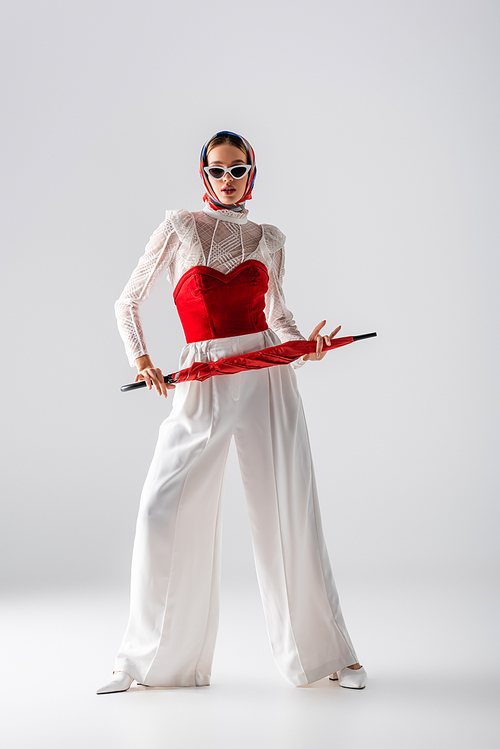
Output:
[1, 1, 498, 747]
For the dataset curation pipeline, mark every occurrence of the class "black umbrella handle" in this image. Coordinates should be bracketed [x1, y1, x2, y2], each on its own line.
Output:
[352, 332, 377, 341]
[120, 373, 176, 392]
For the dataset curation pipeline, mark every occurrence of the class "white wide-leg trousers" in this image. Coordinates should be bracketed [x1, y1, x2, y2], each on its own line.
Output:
[114, 328, 358, 687]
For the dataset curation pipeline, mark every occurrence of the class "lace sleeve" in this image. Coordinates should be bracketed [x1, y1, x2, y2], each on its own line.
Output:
[265, 245, 308, 370]
[114, 214, 179, 367]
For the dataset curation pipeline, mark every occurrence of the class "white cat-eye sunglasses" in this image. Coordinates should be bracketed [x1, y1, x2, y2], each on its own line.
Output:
[203, 164, 252, 180]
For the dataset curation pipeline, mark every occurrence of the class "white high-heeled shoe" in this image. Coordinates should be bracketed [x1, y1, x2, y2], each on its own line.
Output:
[96, 671, 135, 694]
[329, 665, 367, 689]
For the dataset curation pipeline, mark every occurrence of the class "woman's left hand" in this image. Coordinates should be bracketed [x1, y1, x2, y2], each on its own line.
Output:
[302, 321, 341, 361]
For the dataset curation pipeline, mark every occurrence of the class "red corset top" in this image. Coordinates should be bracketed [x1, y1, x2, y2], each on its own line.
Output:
[173, 259, 270, 343]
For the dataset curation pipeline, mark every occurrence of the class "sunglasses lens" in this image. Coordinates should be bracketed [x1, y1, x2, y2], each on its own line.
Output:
[207, 167, 225, 179]
[231, 165, 249, 179]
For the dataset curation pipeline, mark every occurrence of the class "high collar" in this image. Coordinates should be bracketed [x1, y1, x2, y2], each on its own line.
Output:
[202, 205, 249, 224]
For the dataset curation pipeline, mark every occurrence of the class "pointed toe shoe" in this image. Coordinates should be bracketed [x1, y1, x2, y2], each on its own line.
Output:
[329, 665, 367, 689]
[96, 671, 134, 694]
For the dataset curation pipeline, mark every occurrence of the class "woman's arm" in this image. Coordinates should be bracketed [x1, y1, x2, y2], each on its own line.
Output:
[264, 246, 308, 370]
[114, 215, 179, 367]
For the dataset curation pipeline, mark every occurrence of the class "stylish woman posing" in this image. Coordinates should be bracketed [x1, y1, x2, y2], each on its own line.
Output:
[96, 130, 367, 694]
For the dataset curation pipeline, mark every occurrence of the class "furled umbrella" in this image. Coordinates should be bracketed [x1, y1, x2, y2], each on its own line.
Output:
[120, 333, 377, 392]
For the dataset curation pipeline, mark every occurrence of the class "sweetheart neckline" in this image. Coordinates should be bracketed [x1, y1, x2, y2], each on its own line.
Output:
[173, 259, 269, 299]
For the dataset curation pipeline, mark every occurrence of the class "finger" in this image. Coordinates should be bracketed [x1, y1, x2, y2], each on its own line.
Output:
[156, 370, 169, 398]
[142, 369, 154, 390]
[149, 370, 158, 391]
[309, 319, 326, 341]
[316, 334, 324, 359]
[151, 371, 163, 396]
[330, 325, 341, 339]
[138, 370, 150, 389]
[162, 379, 175, 396]
[161, 376, 176, 397]
[136, 370, 153, 389]
[151, 368, 162, 396]
[325, 335, 331, 346]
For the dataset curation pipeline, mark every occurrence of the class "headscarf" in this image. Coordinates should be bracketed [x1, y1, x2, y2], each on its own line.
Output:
[199, 130, 257, 212]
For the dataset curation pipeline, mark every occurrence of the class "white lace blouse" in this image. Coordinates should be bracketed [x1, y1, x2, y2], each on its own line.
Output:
[115, 205, 308, 370]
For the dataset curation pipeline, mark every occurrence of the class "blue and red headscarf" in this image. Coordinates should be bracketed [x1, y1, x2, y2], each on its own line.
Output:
[199, 130, 257, 212]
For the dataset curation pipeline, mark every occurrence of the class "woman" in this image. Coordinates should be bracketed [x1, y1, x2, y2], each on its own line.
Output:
[96, 130, 367, 694]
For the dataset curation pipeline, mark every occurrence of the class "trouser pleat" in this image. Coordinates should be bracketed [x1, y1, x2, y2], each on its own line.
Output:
[233, 362, 358, 686]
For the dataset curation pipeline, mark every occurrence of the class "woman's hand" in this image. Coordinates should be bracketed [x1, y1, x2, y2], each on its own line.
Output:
[135, 354, 176, 398]
[302, 321, 341, 362]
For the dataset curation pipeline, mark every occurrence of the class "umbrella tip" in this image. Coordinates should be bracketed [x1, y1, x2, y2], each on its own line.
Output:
[352, 332, 377, 342]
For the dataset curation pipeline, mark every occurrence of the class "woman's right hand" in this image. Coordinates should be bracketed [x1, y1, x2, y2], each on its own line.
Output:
[135, 355, 176, 398]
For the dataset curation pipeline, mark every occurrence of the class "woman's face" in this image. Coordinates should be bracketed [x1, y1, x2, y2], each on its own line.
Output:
[206, 143, 249, 205]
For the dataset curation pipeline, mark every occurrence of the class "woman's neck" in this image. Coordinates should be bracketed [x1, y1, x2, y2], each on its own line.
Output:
[202, 204, 249, 224]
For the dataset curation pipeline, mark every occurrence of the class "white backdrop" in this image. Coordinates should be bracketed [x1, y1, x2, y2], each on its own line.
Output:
[1, 0, 498, 601]
[2, 3, 499, 747]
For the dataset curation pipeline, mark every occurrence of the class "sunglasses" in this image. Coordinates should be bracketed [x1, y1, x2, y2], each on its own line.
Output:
[203, 164, 252, 180]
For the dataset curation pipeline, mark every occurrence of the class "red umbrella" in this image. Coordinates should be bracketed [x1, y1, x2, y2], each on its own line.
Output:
[121, 333, 376, 392]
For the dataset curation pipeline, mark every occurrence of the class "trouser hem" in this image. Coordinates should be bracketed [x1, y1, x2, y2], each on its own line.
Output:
[292, 655, 358, 687]
[113, 660, 211, 688]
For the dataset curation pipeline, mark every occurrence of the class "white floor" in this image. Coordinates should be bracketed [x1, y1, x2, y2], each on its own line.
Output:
[2, 573, 498, 749]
